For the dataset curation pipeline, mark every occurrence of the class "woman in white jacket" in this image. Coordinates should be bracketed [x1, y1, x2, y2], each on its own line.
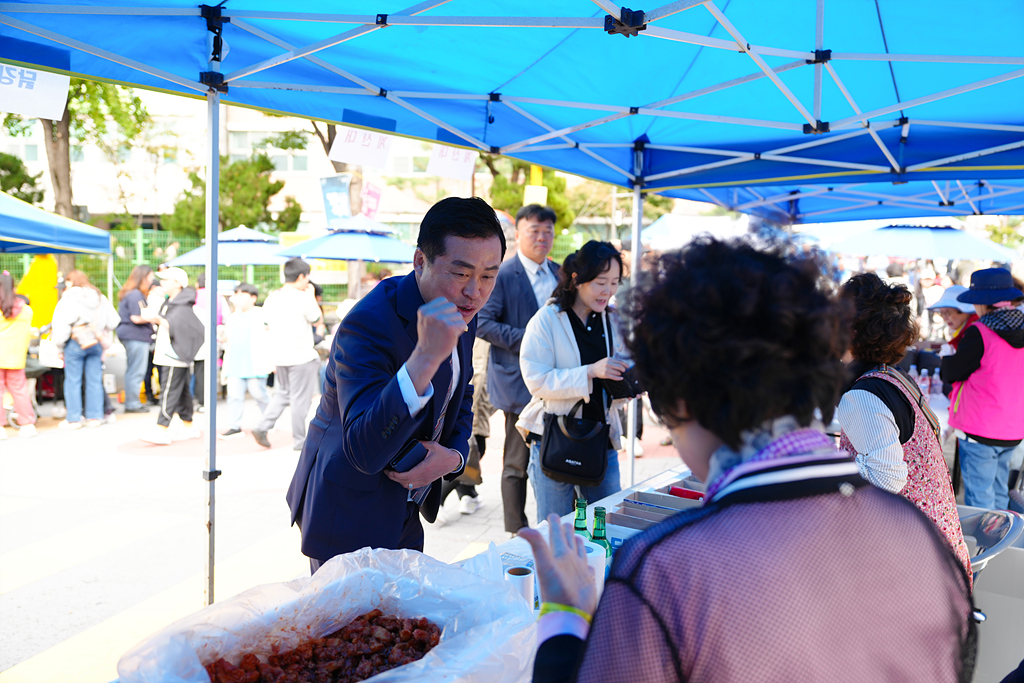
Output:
[518, 241, 630, 520]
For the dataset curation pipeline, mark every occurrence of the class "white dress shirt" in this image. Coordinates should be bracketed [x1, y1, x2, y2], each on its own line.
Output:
[395, 350, 464, 477]
[837, 389, 909, 493]
[518, 250, 558, 309]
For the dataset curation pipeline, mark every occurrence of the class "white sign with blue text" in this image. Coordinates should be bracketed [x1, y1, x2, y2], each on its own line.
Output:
[0, 62, 70, 120]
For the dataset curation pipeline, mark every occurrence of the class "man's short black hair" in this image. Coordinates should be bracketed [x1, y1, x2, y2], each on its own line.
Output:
[417, 197, 506, 262]
[234, 283, 258, 297]
[311, 281, 323, 298]
[283, 257, 311, 283]
[516, 204, 557, 226]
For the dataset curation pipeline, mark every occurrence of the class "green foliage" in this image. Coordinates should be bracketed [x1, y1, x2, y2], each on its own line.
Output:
[0, 152, 44, 204]
[66, 79, 149, 159]
[484, 157, 575, 231]
[3, 114, 33, 137]
[257, 131, 309, 151]
[701, 204, 742, 219]
[985, 218, 1024, 249]
[163, 154, 302, 236]
[643, 193, 673, 221]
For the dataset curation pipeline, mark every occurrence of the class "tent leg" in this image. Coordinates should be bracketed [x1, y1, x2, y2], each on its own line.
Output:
[203, 89, 221, 607]
[628, 183, 643, 488]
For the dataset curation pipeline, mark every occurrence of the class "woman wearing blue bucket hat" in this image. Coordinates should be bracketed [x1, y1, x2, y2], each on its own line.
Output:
[940, 268, 1024, 509]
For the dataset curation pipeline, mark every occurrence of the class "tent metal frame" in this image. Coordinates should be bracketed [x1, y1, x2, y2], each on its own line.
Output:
[4, 0, 1022, 602]
[4, 0, 1024, 192]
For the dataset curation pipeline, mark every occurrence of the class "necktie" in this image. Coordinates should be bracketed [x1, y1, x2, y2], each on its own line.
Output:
[410, 353, 456, 505]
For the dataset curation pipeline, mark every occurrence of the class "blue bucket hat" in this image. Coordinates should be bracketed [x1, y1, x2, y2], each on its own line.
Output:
[956, 268, 1024, 305]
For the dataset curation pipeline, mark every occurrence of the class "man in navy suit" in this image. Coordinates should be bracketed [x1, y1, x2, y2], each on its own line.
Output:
[286, 197, 505, 571]
[477, 205, 559, 533]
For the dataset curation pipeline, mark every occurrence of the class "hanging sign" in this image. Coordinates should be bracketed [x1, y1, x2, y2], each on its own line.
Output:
[426, 144, 479, 182]
[523, 185, 549, 206]
[328, 126, 392, 169]
[320, 173, 353, 229]
[0, 61, 70, 120]
[361, 182, 382, 219]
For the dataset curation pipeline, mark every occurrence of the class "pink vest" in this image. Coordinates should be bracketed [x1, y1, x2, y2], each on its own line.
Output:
[948, 322, 1024, 440]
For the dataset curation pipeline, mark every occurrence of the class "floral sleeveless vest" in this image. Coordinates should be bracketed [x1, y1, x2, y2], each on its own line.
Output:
[840, 369, 973, 590]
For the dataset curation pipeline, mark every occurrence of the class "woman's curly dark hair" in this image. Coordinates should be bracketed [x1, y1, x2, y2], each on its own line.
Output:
[626, 237, 850, 450]
[841, 272, 918, 365]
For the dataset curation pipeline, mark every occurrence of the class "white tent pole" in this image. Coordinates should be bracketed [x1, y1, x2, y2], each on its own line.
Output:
[203, 88, 221, 608]
[106, 252, 114, 303]
[645, 0, 709, 23]
[956, 180, 980, 214]
[905, 139, 1024, 172]
[628, 180, 642, 489]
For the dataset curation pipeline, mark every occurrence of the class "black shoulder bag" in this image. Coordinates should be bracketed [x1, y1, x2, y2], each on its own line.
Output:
[538, 311, 613, 487]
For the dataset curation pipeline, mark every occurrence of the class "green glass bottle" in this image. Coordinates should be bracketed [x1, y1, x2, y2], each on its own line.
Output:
[573, 498, 592, 541]
[592, 507, 613, 576]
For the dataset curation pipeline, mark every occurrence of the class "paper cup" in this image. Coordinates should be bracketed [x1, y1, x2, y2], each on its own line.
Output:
[505, 566, 535, 607]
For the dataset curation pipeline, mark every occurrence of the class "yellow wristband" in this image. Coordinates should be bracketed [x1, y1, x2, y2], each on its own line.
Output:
[539, 602, 593, 624]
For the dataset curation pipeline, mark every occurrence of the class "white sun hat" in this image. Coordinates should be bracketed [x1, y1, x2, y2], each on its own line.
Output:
[926, 285, 976, 313]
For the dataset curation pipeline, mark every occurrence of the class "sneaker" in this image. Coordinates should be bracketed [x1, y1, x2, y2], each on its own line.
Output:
[104, 413, 117, 425]
[51, 405, 67, 420]
[58, 420, 82, 430]
[620, 436, 644, 456]
[124, 406, 150, 414]
[459, 496, 481, 515]
[177, 427, 202, 441]
[196, 405, 205, 414]
[252, 429, 271, 448]
[85, 419, 103, 429]
[432, 507, 451, 527]
[219, 428, 243, 440]
[140, 429, 172, 446]
[144, 394, 158, 405]
[19, 424, 37, 438]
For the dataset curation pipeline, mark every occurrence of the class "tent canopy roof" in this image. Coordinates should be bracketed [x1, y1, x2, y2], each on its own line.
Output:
[4, 0, 1024, 217]
[0, 192, 111, 254]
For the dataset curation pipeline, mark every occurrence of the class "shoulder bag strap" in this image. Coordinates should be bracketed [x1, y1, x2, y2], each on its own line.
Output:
[878, 364, 942, 443]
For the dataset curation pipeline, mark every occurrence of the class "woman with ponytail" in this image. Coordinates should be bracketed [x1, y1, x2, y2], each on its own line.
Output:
[517, 241, 629, 520]
[838, 272, 971, 585]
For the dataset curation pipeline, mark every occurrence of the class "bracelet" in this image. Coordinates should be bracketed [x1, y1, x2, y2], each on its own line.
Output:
[539, 602, 592, 624]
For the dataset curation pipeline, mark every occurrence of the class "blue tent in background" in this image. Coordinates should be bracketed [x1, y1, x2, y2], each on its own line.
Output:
[2, 1, 1024, 215]
[166, 225, 288, 266]
[0, 192, 111, 254]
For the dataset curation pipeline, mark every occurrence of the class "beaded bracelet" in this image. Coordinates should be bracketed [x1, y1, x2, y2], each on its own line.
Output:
[538, 602, 593, 624]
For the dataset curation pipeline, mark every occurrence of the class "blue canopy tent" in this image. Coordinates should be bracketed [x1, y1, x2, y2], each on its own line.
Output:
[7, 0, 1022, 602]
[0, 192, 110, 254]
[277, 231, 415, 263]
[827, 225, 1021, 262]
[165, 225, 288, 267]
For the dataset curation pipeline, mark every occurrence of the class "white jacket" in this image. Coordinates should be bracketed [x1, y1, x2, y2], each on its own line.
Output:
[516, 302, 630, 443]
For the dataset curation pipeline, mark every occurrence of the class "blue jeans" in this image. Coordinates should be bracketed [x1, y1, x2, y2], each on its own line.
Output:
[528, 440, 621, 522]
[63, 339, 104, 422]
[959, 437, 1016, 509]
[122, 339, 150, 410]
[226, 376, 269, 430]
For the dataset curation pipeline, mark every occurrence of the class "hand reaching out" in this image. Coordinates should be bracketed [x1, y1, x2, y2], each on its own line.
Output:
[518, 514, 599, 616]
[588, 358, 629, 381]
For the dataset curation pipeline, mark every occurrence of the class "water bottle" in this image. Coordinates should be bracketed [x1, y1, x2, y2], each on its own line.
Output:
[917, 368, 932, 402]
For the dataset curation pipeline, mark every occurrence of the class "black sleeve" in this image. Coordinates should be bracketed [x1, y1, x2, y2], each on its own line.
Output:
[941, 327, 984, 384]
[533, 634, 585, 683]
[850, 377, 915, 444]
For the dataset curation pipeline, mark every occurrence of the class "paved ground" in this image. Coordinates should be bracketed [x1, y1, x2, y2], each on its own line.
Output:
[0, 393, 679, 682]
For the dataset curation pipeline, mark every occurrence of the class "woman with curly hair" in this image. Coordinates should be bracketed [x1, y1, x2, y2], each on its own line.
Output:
[837, 272, 971, 585]
[520, 239, 975, 683]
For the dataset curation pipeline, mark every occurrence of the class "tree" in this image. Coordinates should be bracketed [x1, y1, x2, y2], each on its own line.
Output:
[309, 121, 363, 215]
[985, 217, 1024, 250]
[567, 177, 674, 239]
[480, 155, 575, 231]
[162, 154, 303, 235]
[0, 153, 45, 205]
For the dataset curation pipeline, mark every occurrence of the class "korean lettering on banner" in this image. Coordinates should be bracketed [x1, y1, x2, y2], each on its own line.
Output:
[0, 61, 70, 120]
[327, 126, 392, 170]
[321, 173, 353, 229]
[426, 145, 479, 182]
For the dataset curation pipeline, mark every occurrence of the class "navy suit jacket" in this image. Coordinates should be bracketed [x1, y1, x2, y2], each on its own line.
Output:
[476, 255, 559, 414]
[286, 273, 471, 560]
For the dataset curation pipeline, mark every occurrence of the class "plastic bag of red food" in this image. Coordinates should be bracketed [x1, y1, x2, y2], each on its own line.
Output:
[117, 544, 537, 683]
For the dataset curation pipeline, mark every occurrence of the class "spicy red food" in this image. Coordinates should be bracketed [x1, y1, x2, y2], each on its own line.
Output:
[204, 609, 441, 683]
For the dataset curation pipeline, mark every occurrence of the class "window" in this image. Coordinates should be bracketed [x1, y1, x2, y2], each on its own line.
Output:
[412, 156, 429, 173]
[24, 144, 38, 161]
[271, 155, 288, 172]
[292, 154, 308, 171]
[229, 131, 248, 150]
